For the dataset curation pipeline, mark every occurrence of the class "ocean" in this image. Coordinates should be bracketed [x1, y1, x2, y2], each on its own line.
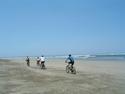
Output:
[78, 54, 125, 61]
[48, 54, 125, 61]
[1, 54, 125, 61]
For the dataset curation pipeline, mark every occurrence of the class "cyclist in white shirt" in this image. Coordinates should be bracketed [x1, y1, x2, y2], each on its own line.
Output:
[40, 56, 45, 62]
[40, 55, 45, 69]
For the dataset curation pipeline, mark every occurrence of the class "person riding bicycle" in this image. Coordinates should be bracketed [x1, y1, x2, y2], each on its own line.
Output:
[65, 54, 74, 69]
[25, 56, 30, 67]
[36, 57, 40, 66]
[40, 55, 45, 69]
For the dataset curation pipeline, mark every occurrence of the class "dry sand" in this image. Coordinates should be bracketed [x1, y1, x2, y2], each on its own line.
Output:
[0, 58, 125, 94]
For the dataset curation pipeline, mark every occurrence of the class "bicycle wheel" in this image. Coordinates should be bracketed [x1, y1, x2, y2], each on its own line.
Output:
[27, 62, 30, 67]
[72, 67, 76, 74]
[66, 65, 70, 73]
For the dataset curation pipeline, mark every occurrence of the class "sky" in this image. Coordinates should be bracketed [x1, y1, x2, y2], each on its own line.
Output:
[0, 0, 125, 57]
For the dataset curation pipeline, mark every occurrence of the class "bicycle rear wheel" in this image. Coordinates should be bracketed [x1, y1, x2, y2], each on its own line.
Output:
[72, 67, 76, 74]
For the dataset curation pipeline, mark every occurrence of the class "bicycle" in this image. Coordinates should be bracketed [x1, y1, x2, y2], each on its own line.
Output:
[25, 56, 30, 67]
[40, 62, 46, 70]
[26, 60, 30, 67]
[66, 64, 76, 74]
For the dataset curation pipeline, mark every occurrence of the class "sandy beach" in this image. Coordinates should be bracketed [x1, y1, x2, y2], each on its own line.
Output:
[0, 58, 125, 94]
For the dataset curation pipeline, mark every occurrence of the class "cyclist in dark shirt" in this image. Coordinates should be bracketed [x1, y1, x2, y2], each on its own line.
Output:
[26, 56, 30, 66]
[65, 54, 74, 68]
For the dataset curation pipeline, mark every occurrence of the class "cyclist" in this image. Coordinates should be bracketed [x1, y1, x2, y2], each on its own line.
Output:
[65, 54, 74, 69]
[26, 56, 30, 66]
[36, 57, 40, 66]
[40, 55, 45, 69]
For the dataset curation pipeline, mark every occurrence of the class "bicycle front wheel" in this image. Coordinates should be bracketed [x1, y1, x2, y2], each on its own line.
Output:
[66, 65, 70, 73]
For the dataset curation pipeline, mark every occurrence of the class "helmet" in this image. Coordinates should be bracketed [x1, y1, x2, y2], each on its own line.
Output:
[69, 54, 71, 57]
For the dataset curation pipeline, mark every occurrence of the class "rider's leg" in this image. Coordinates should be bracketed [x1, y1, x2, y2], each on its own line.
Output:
[43, 61, 45, 68]
[71, 63, 74, 69]
[27, 61, 30, 66]
[41, 61, 45, 69]
[71, 62, 74, 72]
[43, 63, 45, 68]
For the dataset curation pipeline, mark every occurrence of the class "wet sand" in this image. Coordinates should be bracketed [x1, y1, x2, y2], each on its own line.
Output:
[0, 58, 125, 94]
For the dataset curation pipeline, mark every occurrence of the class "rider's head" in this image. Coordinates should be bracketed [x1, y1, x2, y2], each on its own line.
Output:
[69, 54, 71, 57]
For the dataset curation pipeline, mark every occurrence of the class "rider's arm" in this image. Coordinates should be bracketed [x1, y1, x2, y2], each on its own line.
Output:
[65, 58, 69, 63]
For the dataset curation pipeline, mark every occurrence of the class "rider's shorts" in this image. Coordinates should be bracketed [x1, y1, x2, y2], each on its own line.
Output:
[68, 62, 74, 65]
[41, 61, 45, 64]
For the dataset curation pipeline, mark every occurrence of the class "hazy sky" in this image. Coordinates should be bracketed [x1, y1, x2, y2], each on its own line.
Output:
[0, 0, 125, 57]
